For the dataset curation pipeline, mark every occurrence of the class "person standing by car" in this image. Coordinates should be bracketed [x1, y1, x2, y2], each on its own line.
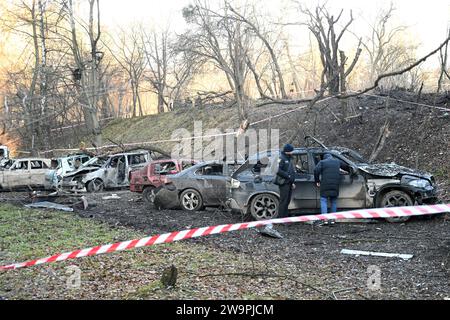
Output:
[259, 143, 296, 239]
[314, 153, 345, 223]
[276, 144, 296, 218]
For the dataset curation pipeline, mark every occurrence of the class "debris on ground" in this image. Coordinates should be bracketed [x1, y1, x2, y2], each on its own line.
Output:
[257, 224, 284, 239]
[340, 249, 413, 260]
[25, 201, 74, 212]
[102, 194, 121, 200]
[29, 191, 90, 210]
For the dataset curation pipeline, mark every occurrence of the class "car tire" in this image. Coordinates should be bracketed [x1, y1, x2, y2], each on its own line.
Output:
[250, 193, 279, 221]
[180, 189, 204, 211]
[379, 190, 413, 223]
[142, 186, 156, 204]
[86, 179, 104, 193]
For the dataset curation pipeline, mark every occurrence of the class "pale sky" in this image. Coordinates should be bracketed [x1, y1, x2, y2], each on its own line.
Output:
[100, 0, 450, 57]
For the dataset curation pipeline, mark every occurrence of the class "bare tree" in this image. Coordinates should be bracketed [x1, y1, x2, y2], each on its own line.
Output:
[142, 27, 170, 114]
[64, 0, 103, 147]
[227, 4, 287, 99]
[180, 1, 253, 120]
[360, 3, 418, 89]
[106, 26, 147, 117]
[301, 4, 362, 95]
[437, 28, 450, 92]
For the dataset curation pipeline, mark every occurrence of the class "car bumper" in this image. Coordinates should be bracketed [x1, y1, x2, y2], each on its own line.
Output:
[414, 188, 438, 204]
[225, 197, 247, 214]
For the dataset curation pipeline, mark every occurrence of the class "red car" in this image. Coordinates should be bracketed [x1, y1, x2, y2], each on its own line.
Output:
[130, 159, 197, 203]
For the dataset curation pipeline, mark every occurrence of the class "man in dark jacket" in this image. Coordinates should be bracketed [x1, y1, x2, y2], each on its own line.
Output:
[276, 144, 296, 218]
[314, 153, 343, 216]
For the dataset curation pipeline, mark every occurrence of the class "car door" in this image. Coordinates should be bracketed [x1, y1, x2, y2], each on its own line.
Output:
[29, 160, 49, 187]
[291, 152, 318, 209]
[193, 164, 227, 205]
[104, 156, 120, 187]
[5, 160, 30, 189]
[312, 152, 367, 209]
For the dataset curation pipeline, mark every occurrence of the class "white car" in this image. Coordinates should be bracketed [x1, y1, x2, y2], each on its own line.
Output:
[0, 158, 54, 191]
[62, 150, 151, 192]
[53, 154, 92, 177]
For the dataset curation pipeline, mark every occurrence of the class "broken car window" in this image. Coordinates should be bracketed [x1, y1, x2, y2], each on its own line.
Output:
[196, 164, 223, 176]
[294, 153, 310, 174]
[30, 160, 48, 169]
[12, 161, 28, 170]
[155, 162, 177, 175]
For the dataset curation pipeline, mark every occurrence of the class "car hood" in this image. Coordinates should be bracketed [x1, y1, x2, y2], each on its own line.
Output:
[357, 163, 432, 180]
[63, 166, 101, 178]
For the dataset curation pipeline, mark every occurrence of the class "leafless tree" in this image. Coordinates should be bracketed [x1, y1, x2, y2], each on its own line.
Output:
[106, 26, 147, 117]
[64, 0, 103, 147]
[360, 3, 418, 90]
[437, 28, 450, 92]
[301, 4, 362, 95]
[142, 27, 170, 114]
[179, 1, 253, 120]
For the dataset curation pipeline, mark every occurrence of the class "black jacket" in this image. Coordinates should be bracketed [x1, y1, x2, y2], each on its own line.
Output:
[277, 152, 295, 185]
[314, 154, 343, 197]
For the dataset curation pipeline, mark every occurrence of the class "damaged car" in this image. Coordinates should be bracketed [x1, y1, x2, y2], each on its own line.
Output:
[62, 150, 150, 192]
[0, 158, 54, 191]
[227, 136, 438, 222]
[130, 159, 197, 203]
[53, 153, 92, 176]
[153, 161, 242, 211]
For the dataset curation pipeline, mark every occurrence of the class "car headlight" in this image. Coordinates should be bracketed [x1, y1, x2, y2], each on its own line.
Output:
[408, 179, 432, 189]
[230, 178, 241, 189]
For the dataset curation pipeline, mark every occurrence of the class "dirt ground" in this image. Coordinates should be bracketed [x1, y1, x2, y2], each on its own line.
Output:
[1, 190, 449, 300]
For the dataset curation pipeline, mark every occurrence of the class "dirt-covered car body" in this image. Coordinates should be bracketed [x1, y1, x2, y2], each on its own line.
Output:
[228, 137, 438, 220]
[0, 158, 53, 190]
[153, 161, 242, 210]
[62, 150, 150, 192]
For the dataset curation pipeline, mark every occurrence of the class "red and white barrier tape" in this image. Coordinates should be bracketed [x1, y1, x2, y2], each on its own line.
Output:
[1, 204, 449, 271]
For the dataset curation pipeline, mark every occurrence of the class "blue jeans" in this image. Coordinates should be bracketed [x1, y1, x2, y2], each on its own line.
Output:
[320, 196, 337, 214]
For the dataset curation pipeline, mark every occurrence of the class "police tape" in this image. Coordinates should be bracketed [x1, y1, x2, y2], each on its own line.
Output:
[1, 203, 449, 271]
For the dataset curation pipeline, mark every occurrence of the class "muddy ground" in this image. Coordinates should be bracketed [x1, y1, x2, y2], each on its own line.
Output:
[1, 190, 449, 299]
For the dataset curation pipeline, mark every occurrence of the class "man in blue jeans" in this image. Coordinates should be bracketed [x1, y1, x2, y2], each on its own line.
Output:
[314, 153, 347, 224]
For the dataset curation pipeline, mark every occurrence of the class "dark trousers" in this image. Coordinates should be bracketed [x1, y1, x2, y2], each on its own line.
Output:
[279, 183, 293, 218]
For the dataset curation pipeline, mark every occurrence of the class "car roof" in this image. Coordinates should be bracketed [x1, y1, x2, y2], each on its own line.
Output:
[13, 158, 51, 161]
[148, 158, 197, 164]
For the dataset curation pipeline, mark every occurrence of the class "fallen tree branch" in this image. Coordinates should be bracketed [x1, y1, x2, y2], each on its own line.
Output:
[339, 35, 450, 99]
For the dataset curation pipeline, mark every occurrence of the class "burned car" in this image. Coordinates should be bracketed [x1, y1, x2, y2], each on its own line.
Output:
[153, 161, 242, 211]
[227, 136, 438, 222]
[54, 153, 92, 177]
[130, 159, 197, 203]
[62, 150, 150, 192]
[0, 158, 54, 191]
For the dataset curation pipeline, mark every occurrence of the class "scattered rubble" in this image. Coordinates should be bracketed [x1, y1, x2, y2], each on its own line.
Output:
[25, 201, 73, 212]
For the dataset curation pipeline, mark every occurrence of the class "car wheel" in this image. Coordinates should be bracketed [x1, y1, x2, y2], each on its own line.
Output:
[142, 186, 156, 204]
[180, 189, 204, 211]
[86, 179, 104, 193]
[250, 193, 279, 221]
[380, 190, 413, 223]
